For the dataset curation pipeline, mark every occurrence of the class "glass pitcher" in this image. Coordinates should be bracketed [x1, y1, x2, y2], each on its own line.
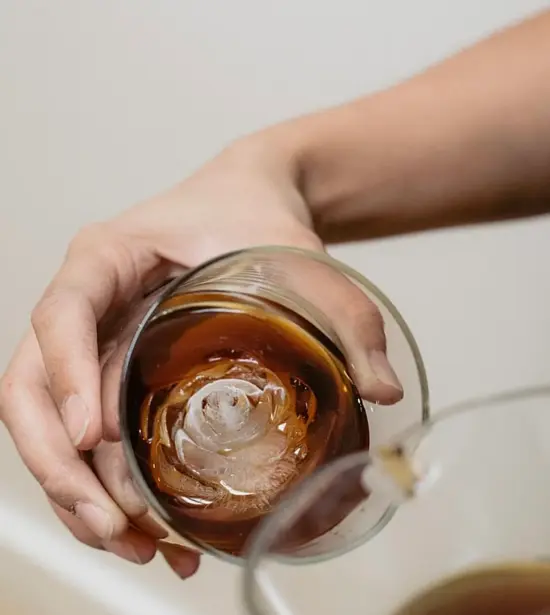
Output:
[243, 385, 550, 615]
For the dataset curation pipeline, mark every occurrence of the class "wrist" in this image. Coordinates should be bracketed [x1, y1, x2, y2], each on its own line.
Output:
[274, 79, 548, 242]
[222, 130, 314, 230]
[276, 89, 435, 240]
[284, 12, 550, 241]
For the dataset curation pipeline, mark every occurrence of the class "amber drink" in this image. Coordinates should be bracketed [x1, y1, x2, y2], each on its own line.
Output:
[127, 290, 368, 556]
[118, 247, 426, 562]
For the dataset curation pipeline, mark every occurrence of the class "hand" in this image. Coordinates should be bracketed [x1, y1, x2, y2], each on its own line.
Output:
[0, 139, 402, 578]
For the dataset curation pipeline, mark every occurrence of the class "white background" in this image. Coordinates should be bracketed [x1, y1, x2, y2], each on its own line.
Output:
[1, 1, 550, 614]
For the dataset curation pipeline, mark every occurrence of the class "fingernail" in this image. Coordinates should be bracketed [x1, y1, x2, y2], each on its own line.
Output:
[105, 539, 146, 565]
[61, 395, 90, 446]
[368, 350, 403, 391]
[159, 543, 201, 579]
[75, 502, 114, 541]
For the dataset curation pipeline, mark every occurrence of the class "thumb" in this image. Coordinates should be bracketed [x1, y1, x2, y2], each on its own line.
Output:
[277, 249, 403, 405]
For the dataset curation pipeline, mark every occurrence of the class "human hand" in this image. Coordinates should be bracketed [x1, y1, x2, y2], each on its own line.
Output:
[0, 139, 402, 578]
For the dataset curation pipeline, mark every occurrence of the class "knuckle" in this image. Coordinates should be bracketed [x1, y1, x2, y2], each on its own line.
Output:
[0, 373, 23, 424]
[66, 223, 140, 295]
[0, 375, 13, 420]
[32, 286, 89, 336]
[347, 294, 384, 327]
[67, 223, 125, 271]
[66, 222, 108, 257]
[0, 373, 11, 404]
[31, 289, 63, 331]
[363, 300, 385, 330]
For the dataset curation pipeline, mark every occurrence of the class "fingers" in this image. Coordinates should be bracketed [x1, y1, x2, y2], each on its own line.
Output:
[52, 476, 198, 576]
[31, 288, 102, 449]
[97, 261, 194, 442]
[92, 440, 201, 577]
[2, 330, 199, 577]
[99, 339, 127, 442]
[49, 499, 103, 549]
[50, 499, 157, 565]
[99, 294, 165, 443]
[92, 441, 149, 520]
[30, 223, 160, 450]
[159, 543, 201, 580]
[323, 274, 403, 405]
[283, 251, 403, 405]
[0, 333, 127, 541]
[54, 492, 200, 576]
[51, 492, 197, 575]
[105, 529, 157, 566]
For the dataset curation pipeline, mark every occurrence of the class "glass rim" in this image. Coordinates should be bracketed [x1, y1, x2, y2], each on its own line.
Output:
[242, 382, 550, 615]
[118, 244, 430, 564]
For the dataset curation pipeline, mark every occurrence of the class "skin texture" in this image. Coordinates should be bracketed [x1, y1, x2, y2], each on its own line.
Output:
[0, 155, 401, 576]
[1, 8, 550, 578]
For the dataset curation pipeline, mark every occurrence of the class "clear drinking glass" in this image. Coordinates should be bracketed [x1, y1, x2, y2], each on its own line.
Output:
[113, 246, 429, 562]
[243, 385, 550, 614]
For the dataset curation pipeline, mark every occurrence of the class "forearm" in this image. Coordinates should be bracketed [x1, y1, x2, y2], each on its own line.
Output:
[268, 9, 550, 241]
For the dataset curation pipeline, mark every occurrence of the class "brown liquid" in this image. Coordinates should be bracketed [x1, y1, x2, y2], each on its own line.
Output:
[126, 291, 368, 556]
[393, 563, 550, 615]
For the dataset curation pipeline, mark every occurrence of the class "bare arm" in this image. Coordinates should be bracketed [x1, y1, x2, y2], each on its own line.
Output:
[252, 9, 550, 242]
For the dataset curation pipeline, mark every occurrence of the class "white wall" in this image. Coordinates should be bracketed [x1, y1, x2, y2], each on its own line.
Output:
[1, 1, 550, 614]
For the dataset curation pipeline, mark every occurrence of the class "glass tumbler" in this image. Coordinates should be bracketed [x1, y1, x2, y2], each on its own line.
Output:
[243, 385, 550, 615]
[107, 246, 428, 563]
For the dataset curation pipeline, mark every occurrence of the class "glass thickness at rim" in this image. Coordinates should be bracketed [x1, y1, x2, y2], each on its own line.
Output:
[242, 383, 550, 615]
[117, 245, 430, 564]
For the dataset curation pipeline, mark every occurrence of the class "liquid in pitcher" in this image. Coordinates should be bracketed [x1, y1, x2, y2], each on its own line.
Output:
[393, 562, 550, 615]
